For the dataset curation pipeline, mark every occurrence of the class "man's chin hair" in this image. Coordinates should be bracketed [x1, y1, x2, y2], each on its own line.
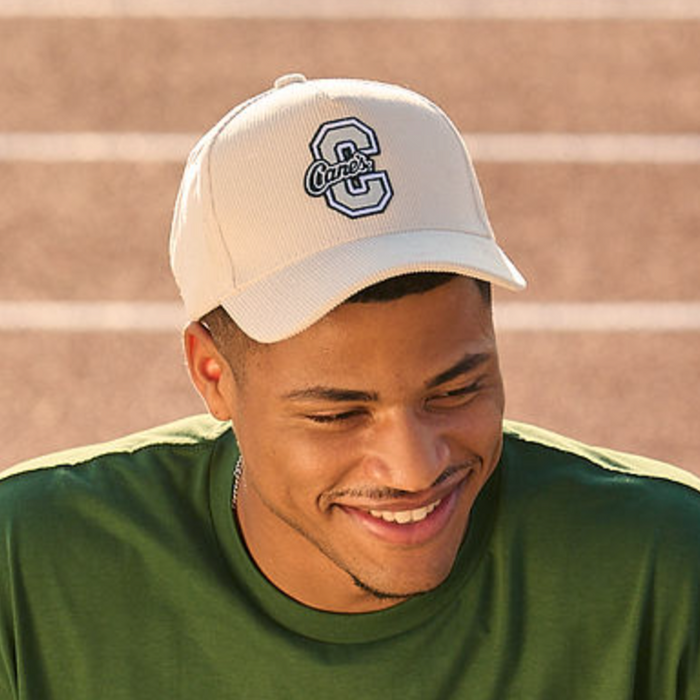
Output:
[350, 574, 436, 601]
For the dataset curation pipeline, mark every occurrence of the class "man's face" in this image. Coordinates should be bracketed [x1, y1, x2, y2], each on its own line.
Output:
[224, 277, 504, 613]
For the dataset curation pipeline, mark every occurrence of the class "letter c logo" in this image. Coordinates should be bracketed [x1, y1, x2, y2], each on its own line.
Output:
[304, 117, 393, 219]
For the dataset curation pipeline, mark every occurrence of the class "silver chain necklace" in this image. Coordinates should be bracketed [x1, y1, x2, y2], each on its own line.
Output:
[231, 455, 243, 510]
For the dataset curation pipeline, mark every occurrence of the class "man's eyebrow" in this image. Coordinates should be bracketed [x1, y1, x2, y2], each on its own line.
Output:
[425, 352, 491, 390]
[282, 387, 379, 403]
[283, 353, 491, 402]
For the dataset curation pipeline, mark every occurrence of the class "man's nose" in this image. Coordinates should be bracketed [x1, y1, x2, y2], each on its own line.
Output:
[362, 408, 452, 494]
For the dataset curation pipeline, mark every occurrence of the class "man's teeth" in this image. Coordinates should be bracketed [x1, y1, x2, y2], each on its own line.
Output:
[368, 499, 441, 524]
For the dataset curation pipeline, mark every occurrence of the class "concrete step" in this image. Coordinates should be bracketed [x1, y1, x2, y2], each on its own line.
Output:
[0, 19, 697, 132]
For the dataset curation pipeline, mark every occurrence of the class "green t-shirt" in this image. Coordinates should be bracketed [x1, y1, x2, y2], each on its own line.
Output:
[1, 416, 698, 699]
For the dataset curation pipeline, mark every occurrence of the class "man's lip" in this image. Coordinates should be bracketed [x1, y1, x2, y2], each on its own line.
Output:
[338, 478, 469, 546]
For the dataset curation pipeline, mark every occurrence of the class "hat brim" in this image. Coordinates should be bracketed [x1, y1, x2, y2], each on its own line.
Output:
[221, 229, 526, 343]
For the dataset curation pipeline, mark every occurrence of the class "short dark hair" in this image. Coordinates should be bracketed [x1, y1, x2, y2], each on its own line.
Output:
[345, 272, 491, 305]
[200, 273, 491, 379]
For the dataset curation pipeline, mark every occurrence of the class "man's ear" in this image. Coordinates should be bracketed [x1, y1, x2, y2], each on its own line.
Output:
[183, 321, 234, 421]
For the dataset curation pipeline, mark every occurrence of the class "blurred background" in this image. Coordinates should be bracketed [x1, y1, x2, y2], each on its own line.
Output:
[0, 0, 698, 474]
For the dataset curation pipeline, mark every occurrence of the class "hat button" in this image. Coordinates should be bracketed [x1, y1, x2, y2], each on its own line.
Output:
[274, 73, 307, 89]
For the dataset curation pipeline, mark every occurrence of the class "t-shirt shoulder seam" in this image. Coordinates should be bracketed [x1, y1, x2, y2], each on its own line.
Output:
[503, 419, 700, 495]
[0, 417, 232, 484]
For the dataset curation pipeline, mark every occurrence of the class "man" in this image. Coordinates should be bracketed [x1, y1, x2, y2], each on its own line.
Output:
[1, 74, 698, 699]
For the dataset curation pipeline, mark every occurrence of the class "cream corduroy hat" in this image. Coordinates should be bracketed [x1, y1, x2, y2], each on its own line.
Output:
[170, 74, 526, 342]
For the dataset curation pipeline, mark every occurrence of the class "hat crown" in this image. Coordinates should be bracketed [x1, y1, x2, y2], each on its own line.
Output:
[170, 75, 525, 341]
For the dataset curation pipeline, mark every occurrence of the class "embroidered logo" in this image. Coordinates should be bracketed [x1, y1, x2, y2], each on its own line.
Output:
[304, 117, 393, 219]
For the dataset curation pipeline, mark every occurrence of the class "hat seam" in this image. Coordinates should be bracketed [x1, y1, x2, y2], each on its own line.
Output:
[419, 97, 491, 234]
[205, 89, 276, 296]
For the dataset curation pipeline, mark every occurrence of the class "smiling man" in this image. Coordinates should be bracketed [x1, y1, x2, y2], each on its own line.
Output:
[189, 274, 503, 613]
[1, 75, 698, 699]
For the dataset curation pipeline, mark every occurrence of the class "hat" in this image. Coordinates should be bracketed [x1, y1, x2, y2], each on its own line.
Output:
[169, 73, 526, 342]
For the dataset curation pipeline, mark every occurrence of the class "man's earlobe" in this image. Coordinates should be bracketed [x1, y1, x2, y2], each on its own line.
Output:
[202, 357, 222, 381]
[183, 322, 232, 421]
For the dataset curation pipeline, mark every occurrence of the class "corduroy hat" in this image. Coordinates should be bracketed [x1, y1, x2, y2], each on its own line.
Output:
[170, 73, 526, 342]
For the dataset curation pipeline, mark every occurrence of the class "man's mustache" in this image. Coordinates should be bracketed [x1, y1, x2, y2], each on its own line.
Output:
[327, 459, 477, 501]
